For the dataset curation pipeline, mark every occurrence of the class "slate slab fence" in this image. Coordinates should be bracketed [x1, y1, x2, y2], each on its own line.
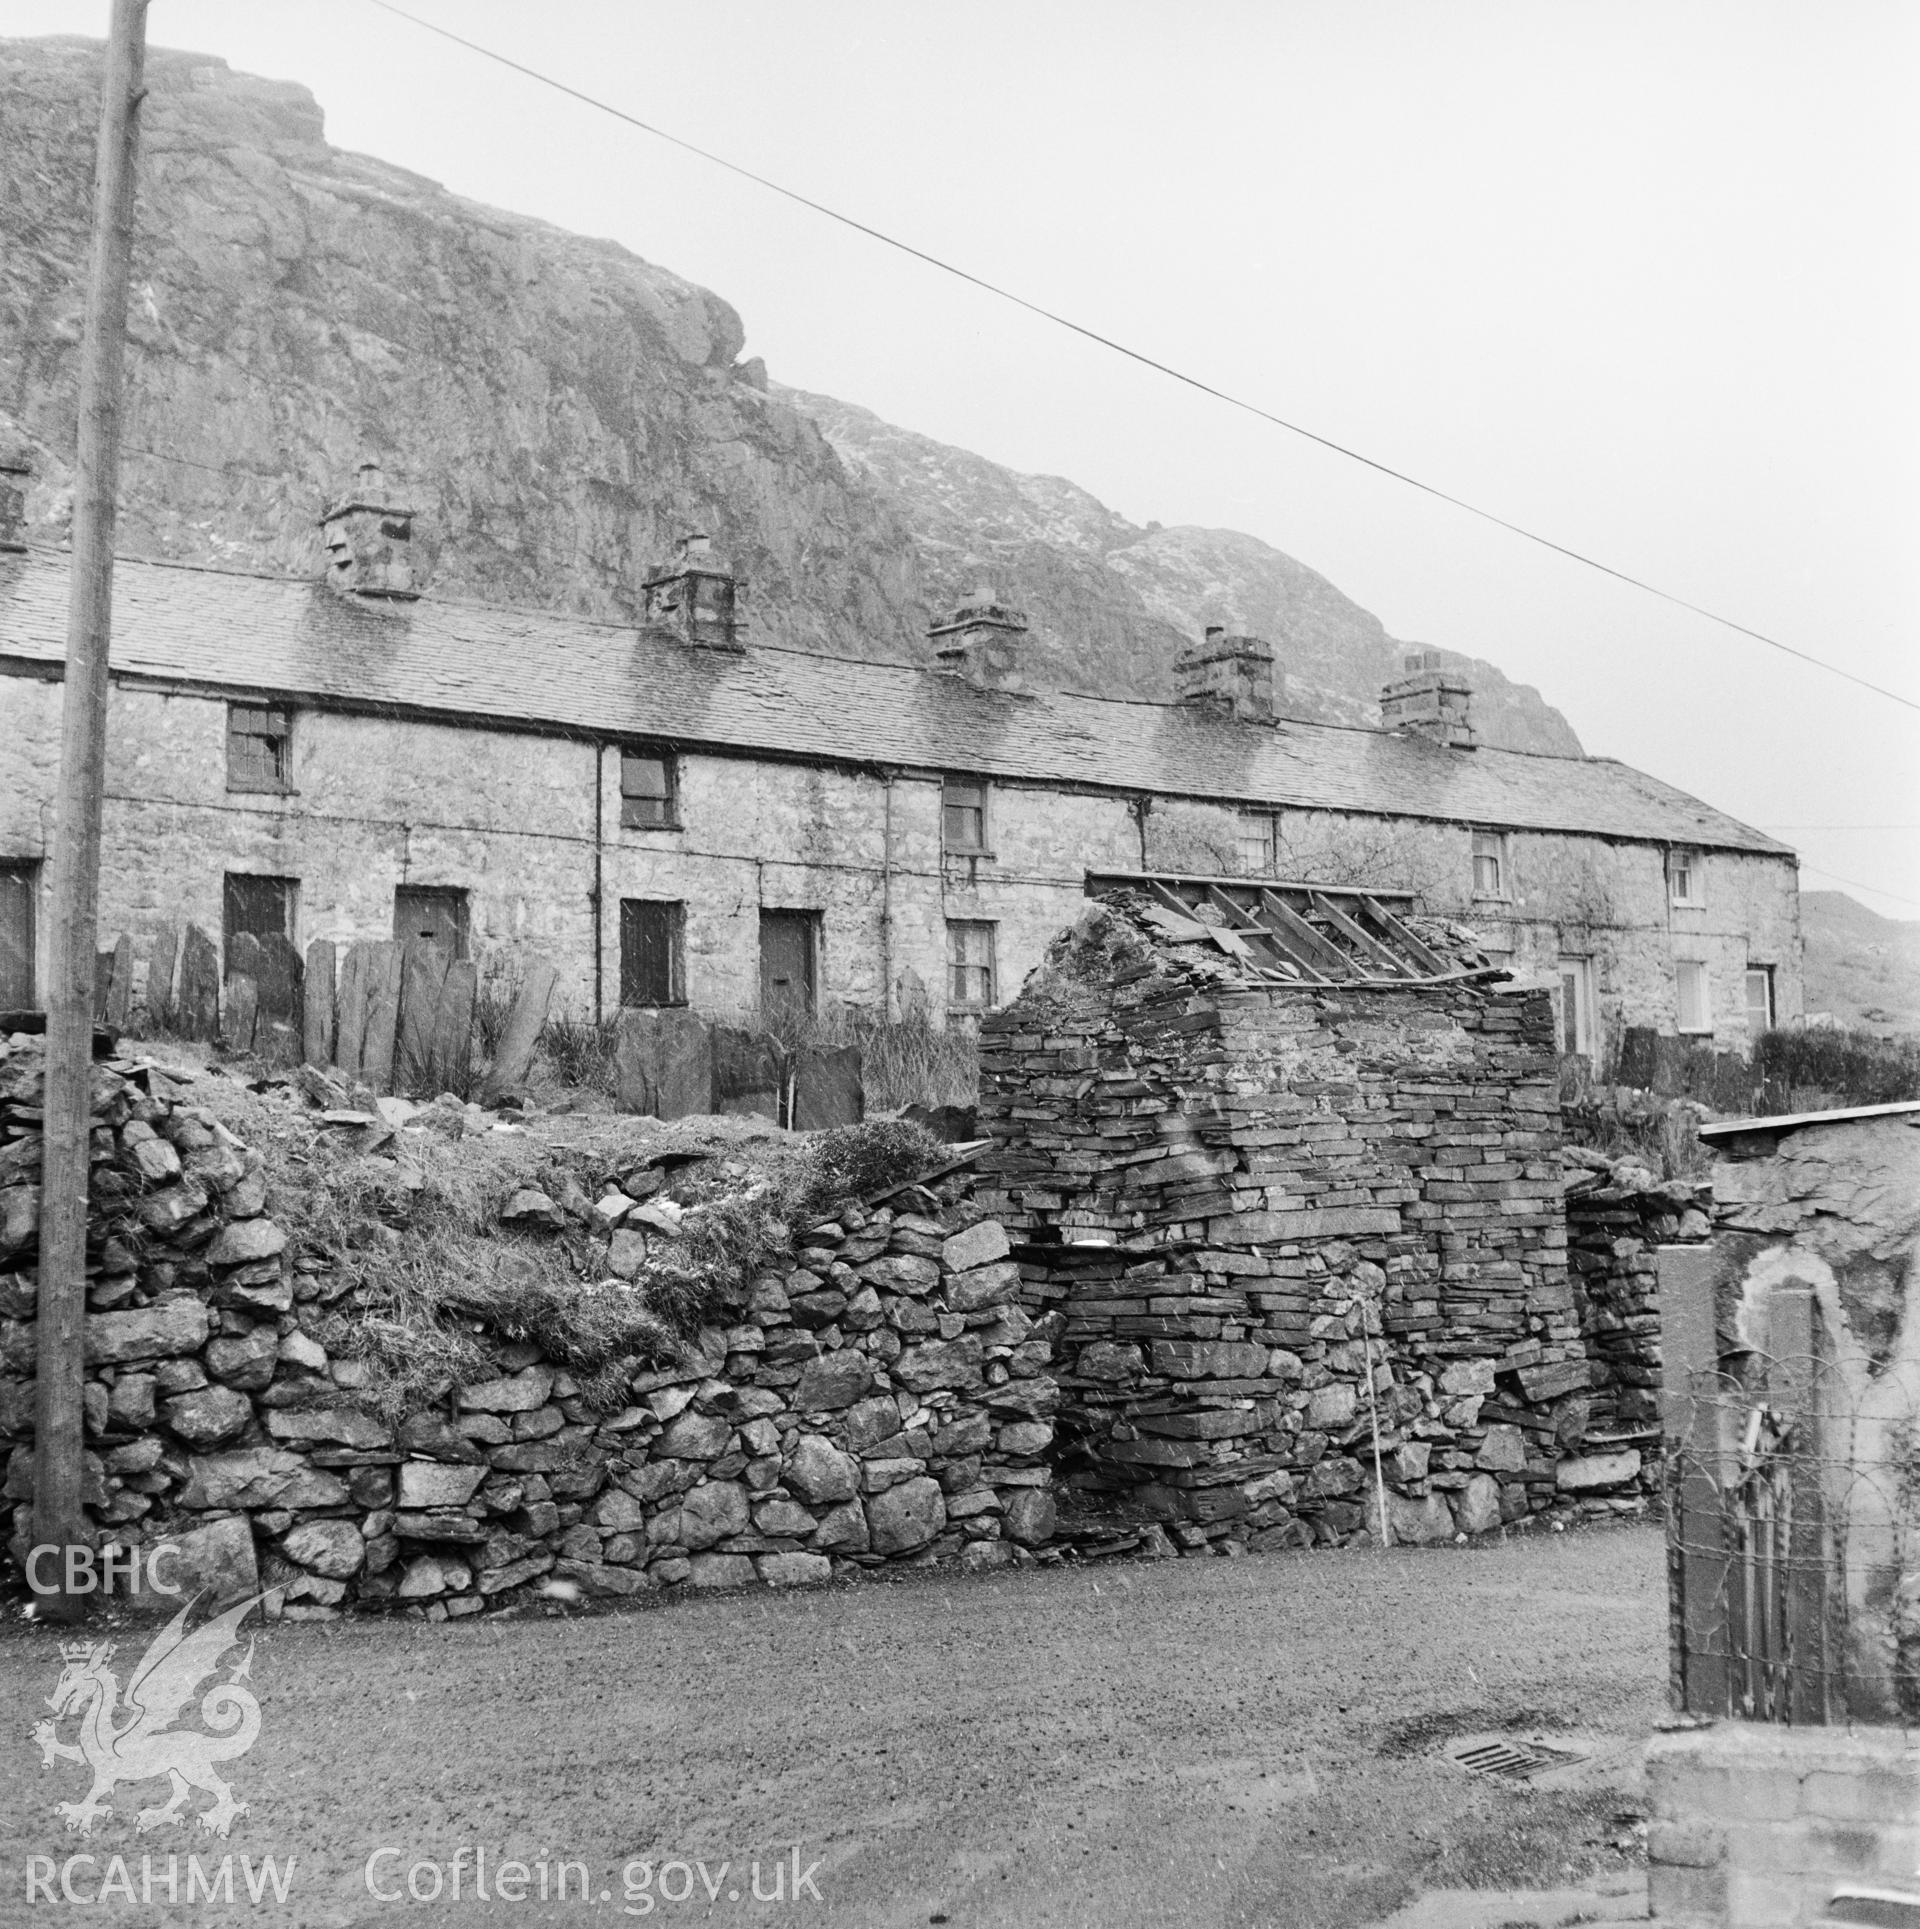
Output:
[613, 1006, 862, 1129]
[102, 925, 862, 1123]
[112, 924, 555, 1102]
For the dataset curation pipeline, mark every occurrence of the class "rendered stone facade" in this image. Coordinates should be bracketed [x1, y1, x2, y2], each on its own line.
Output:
[0, 536, 1800, 1059]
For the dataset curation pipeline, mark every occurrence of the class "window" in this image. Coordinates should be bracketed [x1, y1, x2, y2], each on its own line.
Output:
[620, 750, 679, 830]
[222, 874, 297, 955]
[620, 900, 684, 1008]
[1236, 812, 1276, 875]
[942, 777, 988, 854]
[1745, 965, 1775, 1036]
[1668, 848, 1703, 907]
[1471, 830, 1508, 899]
[1676, 959, 1712, 1034]
[394, 886, 469, 960]
[759, 910, 818, 1018]
[226, 703, 292, 793]
[1557, 957, 1593, 1060]
[948, 920, 997, 1008]
[0, 861, 37, 1010]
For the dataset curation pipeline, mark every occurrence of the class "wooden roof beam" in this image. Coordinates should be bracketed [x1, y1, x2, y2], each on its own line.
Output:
[1309, 891, 1414, 976]
[1255, 889, 1355, 979]
[1357, 895, 1451, 976]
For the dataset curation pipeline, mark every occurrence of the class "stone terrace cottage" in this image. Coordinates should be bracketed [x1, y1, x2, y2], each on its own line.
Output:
[0, 460, 1800, 1062]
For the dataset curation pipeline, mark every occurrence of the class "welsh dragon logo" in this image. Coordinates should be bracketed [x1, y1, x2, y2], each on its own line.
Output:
[31, 1593, 265, 1836]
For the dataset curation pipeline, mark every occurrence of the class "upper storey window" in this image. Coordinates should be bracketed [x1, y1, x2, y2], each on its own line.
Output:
[621, 751, 679, 830]
[943, 778, 988, 853]
[227, 703, 291, 793]
[1471, 830, 1508, 900]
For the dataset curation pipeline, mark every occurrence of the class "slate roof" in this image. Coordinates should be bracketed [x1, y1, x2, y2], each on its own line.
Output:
[0, 548, 1791, 857]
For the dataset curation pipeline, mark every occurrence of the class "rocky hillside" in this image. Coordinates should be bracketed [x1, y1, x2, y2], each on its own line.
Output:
[1800, 891, 1920, 1035]
[0, 36, 1577, 752]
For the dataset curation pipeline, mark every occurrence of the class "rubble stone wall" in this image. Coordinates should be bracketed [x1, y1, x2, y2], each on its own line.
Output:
[977, 915, 1588, 1551]
[0, 1038, 1058, 1617]
[1562, 1153, 1711, 1508]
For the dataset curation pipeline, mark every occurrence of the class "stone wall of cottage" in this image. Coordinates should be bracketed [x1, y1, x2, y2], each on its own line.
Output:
[0, 675, 1800, 1050]
[975, 910, 1593, 1550]
[0, 1037, 1058, 1616]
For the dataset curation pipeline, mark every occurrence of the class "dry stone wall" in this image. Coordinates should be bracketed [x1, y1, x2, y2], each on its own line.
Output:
[1562, 1149, 1710, 1510]
[0, 1035, 1057, 1616]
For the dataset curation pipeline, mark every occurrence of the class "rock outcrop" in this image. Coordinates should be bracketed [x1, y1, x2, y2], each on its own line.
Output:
[0, 35, 1578, 753]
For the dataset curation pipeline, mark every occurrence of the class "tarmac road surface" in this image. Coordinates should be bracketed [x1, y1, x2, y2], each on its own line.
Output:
[0, 1522, 1664, 1928]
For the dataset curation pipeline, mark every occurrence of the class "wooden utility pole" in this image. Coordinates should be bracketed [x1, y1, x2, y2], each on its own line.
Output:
[33, 0, 149, 1625]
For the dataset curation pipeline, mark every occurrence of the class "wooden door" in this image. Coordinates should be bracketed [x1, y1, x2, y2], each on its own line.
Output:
[759, 910, 817, 1019]
[393, 886, 469, 960]
[0, 863, 36, 1010]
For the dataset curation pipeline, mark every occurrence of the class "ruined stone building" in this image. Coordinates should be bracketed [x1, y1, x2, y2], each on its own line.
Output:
[977, 891, 1589, 1544]
[0, 465, 1800, 1062]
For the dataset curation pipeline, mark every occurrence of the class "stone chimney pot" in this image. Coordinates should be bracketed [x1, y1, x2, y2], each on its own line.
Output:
[319, 460, 419, 600]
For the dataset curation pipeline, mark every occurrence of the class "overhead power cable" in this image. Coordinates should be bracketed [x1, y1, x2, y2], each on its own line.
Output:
[1795, 862, 1920, 914]
[366, 0, 1920, 718]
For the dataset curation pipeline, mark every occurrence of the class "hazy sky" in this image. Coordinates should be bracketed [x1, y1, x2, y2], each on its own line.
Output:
[14, 0, 1920, 920]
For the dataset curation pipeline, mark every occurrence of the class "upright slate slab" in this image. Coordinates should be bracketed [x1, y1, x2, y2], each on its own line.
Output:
[613, 1008, 713, 1118]
[147, 921, 180, 1031]
[254, 934, 303, 1032]
[93, 947, 115, 1023]
[657, 1009, 715, 1119]
[103, 934, 134, 1030]
[177, 924, 221, 1043]
[221, 975, 260, 1052]
[360, 940, 405, 1093]
[428, 959, 477, 1096]
[398, 939, 452, 1094]
[793, 1044, 864, 1130]
[613, 1009, 657, 1115]
[303, 939, 336, 1067]
[333, 942, 371, 1078]
[480, 957, 558, 1105]
[712, 1026, 780, 1121]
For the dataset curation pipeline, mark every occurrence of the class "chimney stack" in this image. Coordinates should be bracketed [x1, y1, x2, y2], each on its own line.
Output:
[1380, 650, 1475, 748]
[0, 446, 30, 554]
[643, 530, 748, 651]
[320, 461, 420, 600]
[930, 582, 1029, 693]
[1175, 625, 1279, 724]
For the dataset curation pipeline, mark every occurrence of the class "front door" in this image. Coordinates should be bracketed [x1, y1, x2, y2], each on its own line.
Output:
[393, 886, 470, 960]
[0, 863, 36, 1009]
[759, 910, 817, 1020]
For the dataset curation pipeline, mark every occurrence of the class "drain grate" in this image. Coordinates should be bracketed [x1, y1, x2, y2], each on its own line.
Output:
[1446, 1736, 1589, 1781]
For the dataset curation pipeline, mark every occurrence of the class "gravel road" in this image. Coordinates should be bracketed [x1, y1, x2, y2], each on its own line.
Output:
[2, 1523, 1665, 1929]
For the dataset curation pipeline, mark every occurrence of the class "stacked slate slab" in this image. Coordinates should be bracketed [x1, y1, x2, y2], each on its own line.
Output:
[1561, 1149, 1709, 1511]
[976, 892, 1580, 1551]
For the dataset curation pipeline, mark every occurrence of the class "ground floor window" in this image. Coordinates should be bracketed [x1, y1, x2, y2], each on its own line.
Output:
[621, 899, 685, 1008]
[1556, 956, 1593, 1059]
[948, 919, 997, 1009]
[0, 861, 37, 1009]
[1744, 964, 1775, 1035]
[1675, 958, 1712, 1034]
[394, 885, 470, 959]
[223, 873, 297, 963]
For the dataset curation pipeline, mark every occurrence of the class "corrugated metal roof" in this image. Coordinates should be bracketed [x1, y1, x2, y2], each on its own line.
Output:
[0, 548, 1792, 856]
